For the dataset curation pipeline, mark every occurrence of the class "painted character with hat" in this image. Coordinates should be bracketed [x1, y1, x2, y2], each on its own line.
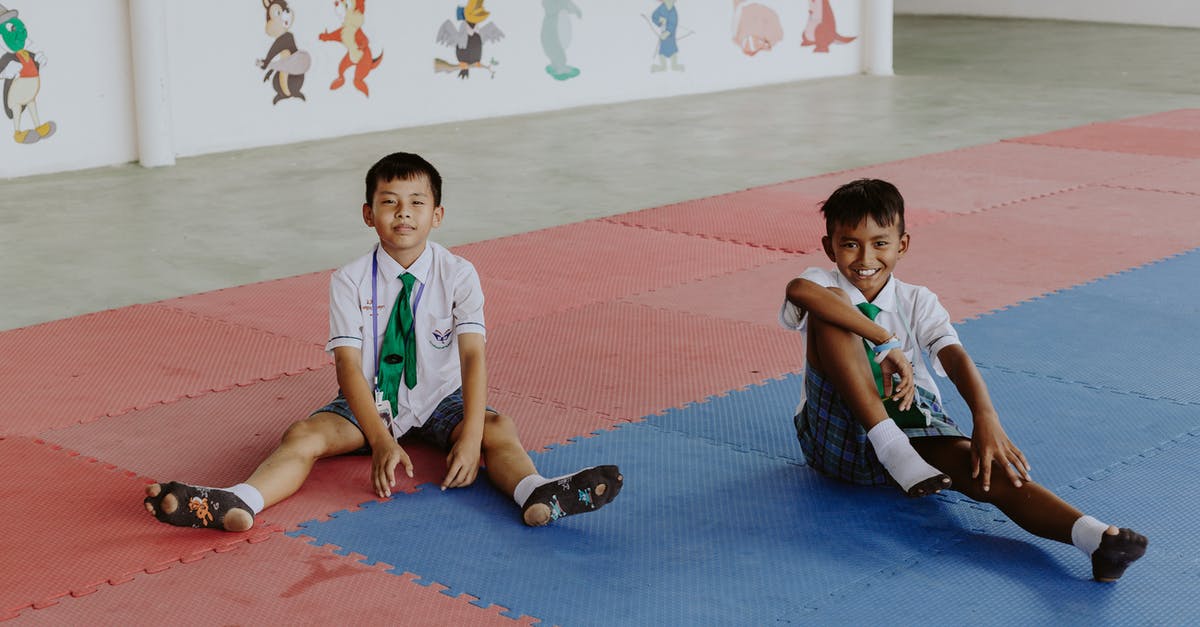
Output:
[0, 4, 54, 144]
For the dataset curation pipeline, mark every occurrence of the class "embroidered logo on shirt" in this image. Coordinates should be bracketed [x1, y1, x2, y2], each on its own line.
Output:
[430, 327, 453, 349]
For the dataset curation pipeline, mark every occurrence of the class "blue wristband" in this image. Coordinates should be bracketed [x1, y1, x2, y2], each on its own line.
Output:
[872, 337, 901, 363]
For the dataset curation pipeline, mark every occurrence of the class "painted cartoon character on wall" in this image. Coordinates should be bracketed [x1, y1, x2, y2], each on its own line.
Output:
[541, 0, 581, 81]
[801, 0, 854, 53]
[645, 1, 685, 73]
[257, 0, 310, 105]
[436, 0, 504, 79]
[0, 4, 54, 144]
[732, 0, 782, 56]
[319, 0, 382, 97]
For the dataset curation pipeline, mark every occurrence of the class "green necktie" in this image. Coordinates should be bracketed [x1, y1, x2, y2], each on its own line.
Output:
[379, 273, 418, 413]
[856, 302, 887, 396]
[856, 301, 929, 428]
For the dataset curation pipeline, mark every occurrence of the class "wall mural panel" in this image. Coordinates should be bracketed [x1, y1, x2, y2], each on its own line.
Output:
[2, 0, 871, 177]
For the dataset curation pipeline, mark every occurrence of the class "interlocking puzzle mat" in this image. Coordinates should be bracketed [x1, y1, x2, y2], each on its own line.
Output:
[4, 110, 1199, 623]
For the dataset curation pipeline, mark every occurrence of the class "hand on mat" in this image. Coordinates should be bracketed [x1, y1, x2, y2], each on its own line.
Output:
[443, 437, 482, 490]
[879, 348, 915, 410]
[371, 438, 413, 498]
[970, 414, 1031, 492]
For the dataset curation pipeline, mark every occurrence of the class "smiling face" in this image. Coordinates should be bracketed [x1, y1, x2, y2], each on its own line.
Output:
[822, 216, 909, 302]
[363, 175, 443, 267]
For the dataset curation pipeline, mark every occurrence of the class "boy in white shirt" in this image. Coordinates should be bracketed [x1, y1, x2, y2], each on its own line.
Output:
[780, 178, 1145, 581]
[145, 152, 622, 531]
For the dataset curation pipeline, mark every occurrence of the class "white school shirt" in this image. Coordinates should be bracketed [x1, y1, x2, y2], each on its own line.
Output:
[778, 267, 961, 413]
[326, 241, 486, 435]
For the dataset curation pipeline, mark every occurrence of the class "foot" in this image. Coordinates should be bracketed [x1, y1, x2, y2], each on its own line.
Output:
[35, 121, 56, 140]
[1092, 527, 1148, 582]
[329, 77, 345, 90]
[903, 473, 951, 498]
[14, 129, 38, 144]
[522, 466, 623, 527]
[143, 482, 255, 532]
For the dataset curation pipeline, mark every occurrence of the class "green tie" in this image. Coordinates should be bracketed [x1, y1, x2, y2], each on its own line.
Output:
[856, 302, 887, 397]
[379, 273, 418, 414]
[856, 301, 929, 428]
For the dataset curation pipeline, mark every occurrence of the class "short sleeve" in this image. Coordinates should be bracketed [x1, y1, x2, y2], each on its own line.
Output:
[779, 267, 837, 331]
[911, 286, 961, 376]
[325, 268, 363, 353]
[452, 261, 486, 338]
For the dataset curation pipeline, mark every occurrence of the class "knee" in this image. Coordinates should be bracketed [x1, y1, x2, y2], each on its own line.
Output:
[480, 412, 520, 448]
[280, 420, 328, 458]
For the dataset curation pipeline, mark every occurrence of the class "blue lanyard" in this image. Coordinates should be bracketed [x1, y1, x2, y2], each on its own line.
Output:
[371, 246, 427, 389]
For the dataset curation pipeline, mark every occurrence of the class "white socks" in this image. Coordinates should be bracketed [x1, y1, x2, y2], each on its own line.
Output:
[1071, 515, 1110, 556]
[227, 483, 265, 514]
[513, 474, 549, 507]
[867, 419, 945, 493]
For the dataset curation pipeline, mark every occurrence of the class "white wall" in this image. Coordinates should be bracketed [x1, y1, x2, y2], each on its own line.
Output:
[2, 0, 880, 178]
[896, 0, 1200, 29]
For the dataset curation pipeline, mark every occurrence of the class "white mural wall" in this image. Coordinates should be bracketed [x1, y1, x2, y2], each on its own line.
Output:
[2, 0, 881, 179]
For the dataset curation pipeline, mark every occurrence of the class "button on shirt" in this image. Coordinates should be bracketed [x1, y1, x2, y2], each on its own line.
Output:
[779, 267, 961, 412]
[326, 242, 486, 435]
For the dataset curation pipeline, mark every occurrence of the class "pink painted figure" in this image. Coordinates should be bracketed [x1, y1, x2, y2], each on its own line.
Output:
[802, 0, 855, 53]
[732, 0, 783, 56]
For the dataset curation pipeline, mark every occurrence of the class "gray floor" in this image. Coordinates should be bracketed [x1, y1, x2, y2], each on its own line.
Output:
[2, 16, 1198, 331]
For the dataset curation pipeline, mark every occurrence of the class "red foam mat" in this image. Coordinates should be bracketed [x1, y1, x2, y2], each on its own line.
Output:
[603, 185, 946, 253]
[896, 142, 1186, 184]
[1114, 109, 1200, 131]
[0, 437, 280, 619]
[770, 163, 1072, 214]
[622, 253, 830, 327]
[34, 366, 442, 530]
[158, 270, 332, 346]
[897, 186, 1200, 318]
[452, 220, 793, 320]
[485, 301, 804, 421]
[1107, 159, 1200, 196]
[13, 534, 530, 626]
[1008, 122, 1200, 158]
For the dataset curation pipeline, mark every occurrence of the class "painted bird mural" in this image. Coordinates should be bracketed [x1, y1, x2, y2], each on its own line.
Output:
[435, 0, 504, 79]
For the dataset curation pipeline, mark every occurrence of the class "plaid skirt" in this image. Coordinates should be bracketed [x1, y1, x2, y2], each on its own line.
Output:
[794, 367, 967, 486]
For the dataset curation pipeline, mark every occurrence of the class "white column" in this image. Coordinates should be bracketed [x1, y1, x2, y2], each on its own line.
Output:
[127, 0, 175, 167]
[864, 0, 895, 76]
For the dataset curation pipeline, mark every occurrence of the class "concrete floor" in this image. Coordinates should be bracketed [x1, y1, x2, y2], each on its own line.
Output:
[2, 16, 1198, 331]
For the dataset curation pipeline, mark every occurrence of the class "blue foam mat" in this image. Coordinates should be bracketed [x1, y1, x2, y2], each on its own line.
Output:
[956, 249, 1200, 404]
[807, 431, 1200, 626]
[646, 373, 806, 464]
[291, 421, 980, 625]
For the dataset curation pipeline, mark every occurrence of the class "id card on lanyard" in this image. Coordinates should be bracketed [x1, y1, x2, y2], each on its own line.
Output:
[371, 245, 426, 427]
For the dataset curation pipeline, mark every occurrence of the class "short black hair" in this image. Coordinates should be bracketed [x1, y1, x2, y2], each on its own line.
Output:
[365, 152, 443, 207]
[820, 178, 906, 237]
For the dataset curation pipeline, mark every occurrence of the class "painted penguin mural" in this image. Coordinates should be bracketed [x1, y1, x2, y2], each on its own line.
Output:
[0, 3, 54, 144]
[645, 1, 687, 73]
[436, 0, 504, 79]
[257, 0, 310, 105]
[541, 0, 581, 81]
[732, 0, 782, 56]
[801, 0, 854, 53]
[319, 0, 382, 97]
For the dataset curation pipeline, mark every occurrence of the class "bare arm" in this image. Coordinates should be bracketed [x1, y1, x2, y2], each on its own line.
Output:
[786, 278, 892, 345]
[443, 333, 487, 489]
[333, 346, 412, 497]
[937, 344, 1030, 491]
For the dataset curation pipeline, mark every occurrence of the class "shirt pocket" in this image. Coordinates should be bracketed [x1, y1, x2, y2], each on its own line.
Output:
[426, 313, 455, 350]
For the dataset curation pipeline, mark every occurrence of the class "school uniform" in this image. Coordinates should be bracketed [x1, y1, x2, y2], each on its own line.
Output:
[316, 241, 487, 450]
[779, 267, 968, 485]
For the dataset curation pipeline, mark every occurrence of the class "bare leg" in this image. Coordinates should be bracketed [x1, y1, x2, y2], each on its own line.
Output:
[473, 411, 537, 496]
[144, 412, 366, 532]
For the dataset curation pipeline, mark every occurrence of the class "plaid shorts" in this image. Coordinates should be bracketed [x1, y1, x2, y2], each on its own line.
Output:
[313, 388, 492, 453]
[794, 367, 967, 486]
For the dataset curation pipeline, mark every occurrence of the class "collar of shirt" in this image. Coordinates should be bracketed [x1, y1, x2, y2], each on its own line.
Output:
[375, 244, 434, 287]
[833, 271, 899, 313]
